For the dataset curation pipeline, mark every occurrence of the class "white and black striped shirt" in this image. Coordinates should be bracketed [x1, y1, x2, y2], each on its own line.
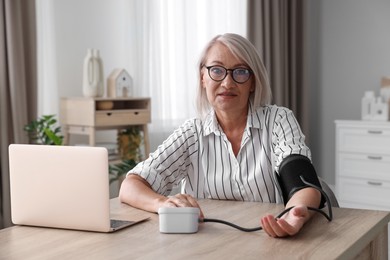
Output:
[130, 104, 311, 204]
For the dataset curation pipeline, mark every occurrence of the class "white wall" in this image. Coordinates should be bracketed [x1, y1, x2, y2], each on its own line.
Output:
[37, 0, 131, 116]
[309, 0, 390, 185]
[37, 0, 137, 144]
[55, 0, 131, 96]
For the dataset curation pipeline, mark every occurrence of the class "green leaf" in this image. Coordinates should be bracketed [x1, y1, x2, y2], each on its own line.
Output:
[24, 114, 63, 145]
[44, 129, 62, 145]
[108, 159, 137, 183]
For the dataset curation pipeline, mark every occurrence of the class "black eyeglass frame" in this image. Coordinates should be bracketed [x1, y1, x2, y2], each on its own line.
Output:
[204, 65, 253, 84]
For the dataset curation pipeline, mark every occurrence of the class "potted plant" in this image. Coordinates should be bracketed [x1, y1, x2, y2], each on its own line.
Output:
[109, 126, 143, 189]
[24, 114, 63, 145]
[109, 159, 137, 184]
[117, 126, 143, 162]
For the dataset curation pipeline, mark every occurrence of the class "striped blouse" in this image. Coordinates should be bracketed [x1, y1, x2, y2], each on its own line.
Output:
[130, 104, 311, 204]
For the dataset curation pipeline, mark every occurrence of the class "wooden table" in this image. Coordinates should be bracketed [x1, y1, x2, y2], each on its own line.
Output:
[1, 198, 389, 260]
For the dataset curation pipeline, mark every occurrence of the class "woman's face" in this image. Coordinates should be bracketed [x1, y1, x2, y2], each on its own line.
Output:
[201, 42, 254, 116]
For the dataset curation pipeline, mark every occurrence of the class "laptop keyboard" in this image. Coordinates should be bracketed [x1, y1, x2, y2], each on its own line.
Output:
[110, 219, 134, 229]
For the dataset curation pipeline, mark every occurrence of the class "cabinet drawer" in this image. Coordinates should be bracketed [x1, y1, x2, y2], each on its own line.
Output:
[96, 110, 151, 127]
[337, 126, 390, 154]
[338, 152, 390, 180]
[338, 200, 390, 211]
[337, 176, 390, 209]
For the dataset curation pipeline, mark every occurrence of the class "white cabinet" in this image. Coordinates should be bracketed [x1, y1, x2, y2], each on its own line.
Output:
[335, 120, 390, 210]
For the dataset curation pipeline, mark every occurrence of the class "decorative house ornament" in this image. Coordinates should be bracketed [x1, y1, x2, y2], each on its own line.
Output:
[361, 91, 389, 121]
[107, 68, 133, 98]
[380, 76, 390, 104]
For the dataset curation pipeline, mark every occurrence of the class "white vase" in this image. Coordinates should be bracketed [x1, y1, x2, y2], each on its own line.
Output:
[82, 49, 104, 97]
[361, 91, 375, 120]
[93, 49, 104, 97]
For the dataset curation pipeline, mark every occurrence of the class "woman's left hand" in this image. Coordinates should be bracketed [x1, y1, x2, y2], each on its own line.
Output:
[260, 205, 309, 238]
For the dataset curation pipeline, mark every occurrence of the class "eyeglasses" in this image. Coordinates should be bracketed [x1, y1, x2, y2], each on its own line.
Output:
[205, 65, 252, 84]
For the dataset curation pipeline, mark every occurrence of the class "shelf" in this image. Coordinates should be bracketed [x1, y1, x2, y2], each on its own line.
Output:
[60, 97, 151, 157]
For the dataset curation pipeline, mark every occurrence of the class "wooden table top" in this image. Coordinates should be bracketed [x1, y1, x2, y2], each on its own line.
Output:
[1, 198, 389, 260]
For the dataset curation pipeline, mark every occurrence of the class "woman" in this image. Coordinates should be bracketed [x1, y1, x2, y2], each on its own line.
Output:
[119, 33, 322, 237]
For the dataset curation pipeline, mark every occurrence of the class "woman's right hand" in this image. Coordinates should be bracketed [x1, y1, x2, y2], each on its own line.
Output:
[120, 175, 204, 220]
[160, 194, 204, 220]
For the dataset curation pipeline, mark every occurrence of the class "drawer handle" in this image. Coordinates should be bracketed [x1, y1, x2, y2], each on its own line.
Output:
[134, 112, 139, 115]
[106, 113, 112, 116]
[367, 130, 383, 134]
[367, 181, 383, 186]
[367, 155, 383, 160]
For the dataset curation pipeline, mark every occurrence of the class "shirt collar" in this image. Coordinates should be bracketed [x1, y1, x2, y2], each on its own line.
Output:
[203, 110, 221, 136]
[247, 101, 262, 130]
[202, 101, 262, 136]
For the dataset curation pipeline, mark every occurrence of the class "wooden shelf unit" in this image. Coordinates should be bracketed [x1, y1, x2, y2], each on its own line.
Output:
[60, 97, 151, 157]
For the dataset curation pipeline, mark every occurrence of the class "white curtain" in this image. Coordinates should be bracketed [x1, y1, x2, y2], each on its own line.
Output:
[128, 0, 247, 149]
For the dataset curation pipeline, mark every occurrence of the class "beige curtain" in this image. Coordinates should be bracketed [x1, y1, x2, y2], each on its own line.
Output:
[0, 0, 37, 229]
[247, 0, 310, 140]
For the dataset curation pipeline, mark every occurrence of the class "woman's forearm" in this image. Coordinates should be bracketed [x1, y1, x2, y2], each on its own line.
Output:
[286, 187, 321, 220]
[119, 174, 167, 213]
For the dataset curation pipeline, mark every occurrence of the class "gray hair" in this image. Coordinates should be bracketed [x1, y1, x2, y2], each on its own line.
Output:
[196, 33, 272, 119]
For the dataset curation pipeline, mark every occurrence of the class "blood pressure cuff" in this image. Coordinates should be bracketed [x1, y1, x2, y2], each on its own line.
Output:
[277, 154, 326, 208]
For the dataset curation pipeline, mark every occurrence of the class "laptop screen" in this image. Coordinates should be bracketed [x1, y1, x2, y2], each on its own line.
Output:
[9, 144, 112, 232]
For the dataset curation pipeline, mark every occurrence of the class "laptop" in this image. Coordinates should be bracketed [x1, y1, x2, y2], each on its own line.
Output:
[8, 144, 149, 232]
